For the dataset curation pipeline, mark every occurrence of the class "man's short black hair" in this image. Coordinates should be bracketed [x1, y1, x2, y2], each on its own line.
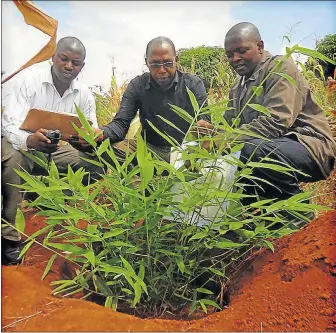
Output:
[225, 22, 261, 42]
[145, 36, 176, 57]
[56, 36, 86, 60]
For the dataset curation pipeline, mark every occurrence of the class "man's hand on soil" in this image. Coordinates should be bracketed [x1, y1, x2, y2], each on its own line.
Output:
[27, 128, 60, 153]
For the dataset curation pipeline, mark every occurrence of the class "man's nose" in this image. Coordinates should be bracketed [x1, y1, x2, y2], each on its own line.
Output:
[65, 61, 73, 70]
[233, 53, 241, 63]
[158, 65, 167, 73]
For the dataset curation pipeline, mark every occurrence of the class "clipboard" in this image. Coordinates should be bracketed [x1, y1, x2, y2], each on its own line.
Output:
[20, 108, 92, 140]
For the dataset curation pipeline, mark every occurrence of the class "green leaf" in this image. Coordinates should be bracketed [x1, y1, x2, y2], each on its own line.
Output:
[84, 250, 96, 266]
[47, 243, 86, 255]
[20, 150, 48, 169]
[291, 45, 336, 65]
[247, 103, 271, 117]
[19, 239, 34, 259]
[93, 275, 113, 296]
[251, 85, 263, 97]
[250, 199, 275, 208]
[120, 256, 136, 277]
[200, 299, 221, 310]
[214, 239, 245, 249]
[208, 267, 224, 277]
[157, 115, 186, 135]
[228, 222, 244, 230]
[147, 120, 179, 147]
[188, 231, 208, 242]
[105, 296, 113, 308]
[109, 241, 136, 248]
[97, 139, 110, 156]
[235, 229, 255, 239]
[199, 300, 207, 313]
[176, 256, 185, 273]
[102, 228, 126, 239]
[75, 104, 94, 134]
[196, 288, 214, 295]
[79, 156, 104, 167]
[27, 224, 53, 240]
[274, 72, 297, 87]
[49, 160, 59, 179]
[42, 254, 57, 280]
[138, 263, 145, 280]
[169, 104, 194, 124]
[186, 86, 200, 112]
[72, 122, 96, 148]
[263, 240, 275, 253]
[15, 208, 25, 233]
[133, 281, 142, 306]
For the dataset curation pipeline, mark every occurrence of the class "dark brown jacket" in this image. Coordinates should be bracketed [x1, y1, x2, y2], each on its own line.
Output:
[226, 51, 336, 178]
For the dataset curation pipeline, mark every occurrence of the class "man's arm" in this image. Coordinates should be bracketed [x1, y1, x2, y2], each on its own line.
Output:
[2, 74, 60, 153]
[2, 74, 34, 151]
[100, 81, 139, 143]
[236, 59, 305, 141]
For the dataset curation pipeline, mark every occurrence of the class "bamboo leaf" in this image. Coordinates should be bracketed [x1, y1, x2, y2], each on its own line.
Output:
[263, 240, 275, 253]
[15, 208, 25, 233]
[208, 267, 224, 277]
[169, 104, 194, 124]
[47, 242, 86, 255]
[186, 86, 200, 112]
[188, 231, 208, 242]
[196, 288, 214, 295]
[102, 228, 126, 239]
[105, 296, 113, 308]
[84, 250, 96, 266]
[75, 104, 94, 134]
[18, 239, 34, 259]
[42, 254, 57, 280]
[247, 103, 271, 117]
[199, 300, 207, 313]
[147, 120, 179, 147]
[274, 72, 297, 87]
[251, 85, 263, 97]
[176, 256, 185, 273]
[157, 115, 186, 135]
[291, 45, 336, 65]
[200, 299, 221, 310]
[214, 239, 245, 249]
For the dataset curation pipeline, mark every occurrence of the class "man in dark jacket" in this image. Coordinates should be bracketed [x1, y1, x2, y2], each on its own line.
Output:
[223, 22, 336, 202]
[76, 36, 210, 163]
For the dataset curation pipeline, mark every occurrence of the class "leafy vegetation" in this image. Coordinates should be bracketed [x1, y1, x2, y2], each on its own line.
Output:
[177, 46, 236, 100]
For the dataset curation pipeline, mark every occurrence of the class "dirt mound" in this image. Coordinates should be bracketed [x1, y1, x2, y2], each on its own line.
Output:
[1, 210, 336, 332]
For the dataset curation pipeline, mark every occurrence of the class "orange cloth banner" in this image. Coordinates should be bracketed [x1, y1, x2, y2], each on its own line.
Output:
[1, 0, 58, 84]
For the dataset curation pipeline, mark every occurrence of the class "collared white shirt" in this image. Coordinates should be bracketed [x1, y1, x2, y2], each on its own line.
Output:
[2, 66, 98, 151]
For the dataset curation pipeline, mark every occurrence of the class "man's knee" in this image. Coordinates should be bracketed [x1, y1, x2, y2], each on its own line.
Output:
[2, 138, 33, 173]
[240, 139, 265, 163]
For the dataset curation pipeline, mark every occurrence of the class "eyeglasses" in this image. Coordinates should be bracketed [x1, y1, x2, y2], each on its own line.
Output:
[148, 61, 174, 69]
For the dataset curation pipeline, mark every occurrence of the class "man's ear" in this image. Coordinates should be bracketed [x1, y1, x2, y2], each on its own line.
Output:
[51, 55, 55, 63]
[81, 62, 85, 70]
[257, 40, 264, 53]
[175, 55, 179, 63]
[145, 57, 149, 67]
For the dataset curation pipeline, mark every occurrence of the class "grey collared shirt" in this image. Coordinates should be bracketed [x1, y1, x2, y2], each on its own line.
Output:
[101, 70, 209, 147]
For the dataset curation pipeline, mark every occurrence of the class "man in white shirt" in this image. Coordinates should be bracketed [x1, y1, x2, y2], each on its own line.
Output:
[1, 36, 101, 265]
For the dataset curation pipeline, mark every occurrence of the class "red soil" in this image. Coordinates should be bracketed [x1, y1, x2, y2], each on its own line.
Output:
[1, 209, 336, 332]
